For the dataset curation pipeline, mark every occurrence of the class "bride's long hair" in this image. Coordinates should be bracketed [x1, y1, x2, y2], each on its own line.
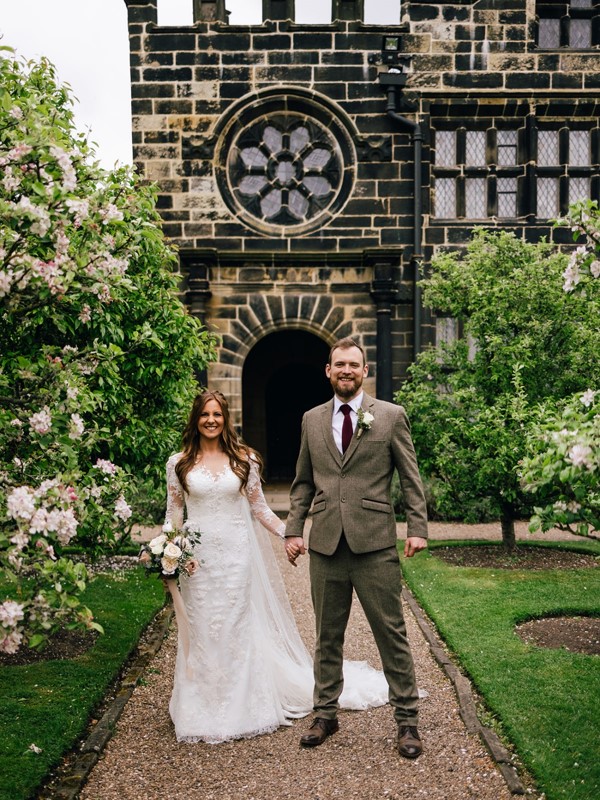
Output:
[175, 390, 263, 493]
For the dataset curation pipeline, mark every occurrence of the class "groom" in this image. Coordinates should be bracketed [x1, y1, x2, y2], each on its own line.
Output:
[284, 337, 428, 758]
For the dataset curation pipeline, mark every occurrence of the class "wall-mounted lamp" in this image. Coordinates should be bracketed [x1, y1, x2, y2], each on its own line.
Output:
[382, 35, 403, 65]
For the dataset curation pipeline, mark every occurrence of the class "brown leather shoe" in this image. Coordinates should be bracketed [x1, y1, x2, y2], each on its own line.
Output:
[300, 717, 339, 747]
[397, 725, 422, 759]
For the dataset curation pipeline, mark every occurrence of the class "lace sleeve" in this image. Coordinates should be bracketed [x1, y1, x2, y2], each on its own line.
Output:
[246, 459, 286, 539]
[165, 454, 185, 530]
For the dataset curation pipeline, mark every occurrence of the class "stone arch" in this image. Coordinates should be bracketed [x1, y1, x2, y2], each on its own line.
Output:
[242, 328, 331, 481]
[208, 301, 366, 480]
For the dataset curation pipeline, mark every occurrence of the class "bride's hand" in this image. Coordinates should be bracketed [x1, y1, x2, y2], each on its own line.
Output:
[285, 536, 305, 567]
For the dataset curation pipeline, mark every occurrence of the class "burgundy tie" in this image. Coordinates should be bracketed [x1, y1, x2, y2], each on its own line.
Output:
[340, 404, 353, 454]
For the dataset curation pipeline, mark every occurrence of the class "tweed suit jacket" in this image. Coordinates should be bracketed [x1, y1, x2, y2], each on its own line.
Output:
[286, 393, 428, 555]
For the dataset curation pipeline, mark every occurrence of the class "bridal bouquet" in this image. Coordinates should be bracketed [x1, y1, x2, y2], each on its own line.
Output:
[139, 522, 202, 580]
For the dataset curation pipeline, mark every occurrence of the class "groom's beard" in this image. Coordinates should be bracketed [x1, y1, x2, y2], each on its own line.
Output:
[331, 375, 362, 399]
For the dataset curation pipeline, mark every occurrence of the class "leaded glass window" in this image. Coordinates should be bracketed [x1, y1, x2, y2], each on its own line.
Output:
[432, 125, 522, 220]
[436, 317, 459, 347]
[538, 130, 560, 166]
[538, 18, 561, 47]
[465, 131, 486, 166]
[538, 178, 560, 218]
[497, 177, 518, 218]
[434, 178, 456, 217]
[569, 176, 591, 205]
[497, 131, 518, 166]
[570, 130, 590, 165]
[537, 1, 599, 48]
[434, 131, 456, 166]
[465, 178, 486, 218]
[570, 18, 592, 46]
[535, 124, 596, 219]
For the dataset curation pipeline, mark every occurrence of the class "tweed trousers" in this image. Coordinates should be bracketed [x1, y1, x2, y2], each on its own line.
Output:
[308, 535, 419, 726]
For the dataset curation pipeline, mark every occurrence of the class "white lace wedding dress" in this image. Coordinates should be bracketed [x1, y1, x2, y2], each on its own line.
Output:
[165, 453, 388, 744]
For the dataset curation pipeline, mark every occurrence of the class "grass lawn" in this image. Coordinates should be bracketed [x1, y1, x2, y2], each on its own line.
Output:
[0, 567, 165, 800]
[401, 540, 600, 800]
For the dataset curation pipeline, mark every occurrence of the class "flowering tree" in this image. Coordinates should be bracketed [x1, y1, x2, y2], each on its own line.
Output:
[521, 391, 599, 537]
[396, 229, 600, 549]
[520, 201, 600, 537]
[0, 50, 217, 653]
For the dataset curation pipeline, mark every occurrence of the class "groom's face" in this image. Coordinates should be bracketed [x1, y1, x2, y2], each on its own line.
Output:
[326, 346, 369, 400]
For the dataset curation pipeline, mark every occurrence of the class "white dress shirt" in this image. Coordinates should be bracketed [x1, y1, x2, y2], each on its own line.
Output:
[332, 392, 363, 454]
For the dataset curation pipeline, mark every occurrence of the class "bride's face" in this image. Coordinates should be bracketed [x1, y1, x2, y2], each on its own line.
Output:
[197, 398, 225, 442]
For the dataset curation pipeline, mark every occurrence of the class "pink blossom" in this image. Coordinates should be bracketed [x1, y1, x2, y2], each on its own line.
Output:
[31, 260, 64, 295]
[114, 495, 132, 521]
[9, 107, 23, 120]
[0, 631, 23, 654]
[69, 413, 85, 440]
[49, 146, 77, 190]
[55, 508, 78, 545]
[10, 418, 23, 427]
[65, 198, 89, 226]
[29, 406, 52, 435]
[6, 486, 36, 521]
[95, 458, 118, 475]
[16, 196, 51, 237]
[79, 304, 92, 323]
[0, 600, 25, 627]
[568, 443, 593, 469]
[10, 532, 30, 550]
[64, 486, 78, 503]
[2, 167, 20, 193]
[54, 230, 70, 255]
[7, 143, 32, 161]
[29, 508, 50, 534]
[580, 389, 596, 408]
[35, 478, 59, 497]
[0, 269, 13, 298]
[93, 283, 112, 303]
[591, 260, 600, 279]
[7, 553, 23, 572]
[100, 203, 124, 225]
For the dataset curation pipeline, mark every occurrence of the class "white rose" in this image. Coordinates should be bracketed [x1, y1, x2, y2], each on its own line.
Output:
[163, 542, 182, 560]
[162, 521, 173, 534]
[149, 533, 167, 554]
[161, 556, 178, 575]
[362, 412, 374, 426]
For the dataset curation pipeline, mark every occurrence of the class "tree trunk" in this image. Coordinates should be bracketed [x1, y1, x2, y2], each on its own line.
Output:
[501, 509, 516, 552]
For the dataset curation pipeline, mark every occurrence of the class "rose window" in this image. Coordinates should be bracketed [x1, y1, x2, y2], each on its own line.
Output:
[225, 114, 346, 232]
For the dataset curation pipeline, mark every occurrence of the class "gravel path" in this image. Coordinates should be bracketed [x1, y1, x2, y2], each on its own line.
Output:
[79, 538, 526, 800]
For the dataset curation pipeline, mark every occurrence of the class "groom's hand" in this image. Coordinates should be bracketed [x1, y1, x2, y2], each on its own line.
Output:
[403, 536, 428, 558]
[285, 536, 306, 567]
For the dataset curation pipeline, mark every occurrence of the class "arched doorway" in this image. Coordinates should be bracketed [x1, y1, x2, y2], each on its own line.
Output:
[242, 330, 331, 481]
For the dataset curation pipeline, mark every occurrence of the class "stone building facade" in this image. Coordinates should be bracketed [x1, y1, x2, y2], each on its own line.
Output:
[123, 0, 600, 478]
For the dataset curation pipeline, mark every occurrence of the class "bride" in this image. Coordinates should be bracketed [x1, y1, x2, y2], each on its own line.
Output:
[164, 390, 387, 744]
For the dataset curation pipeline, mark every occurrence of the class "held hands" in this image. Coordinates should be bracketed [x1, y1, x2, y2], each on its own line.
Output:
[403, 536, 428, 558]
[285, 536, 306, 567]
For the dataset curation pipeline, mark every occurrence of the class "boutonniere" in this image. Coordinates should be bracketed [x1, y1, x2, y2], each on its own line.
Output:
[356, 408, 374, 438]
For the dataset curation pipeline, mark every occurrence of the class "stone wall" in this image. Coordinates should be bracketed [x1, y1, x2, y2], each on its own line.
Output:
[123, 0, 600, 452]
